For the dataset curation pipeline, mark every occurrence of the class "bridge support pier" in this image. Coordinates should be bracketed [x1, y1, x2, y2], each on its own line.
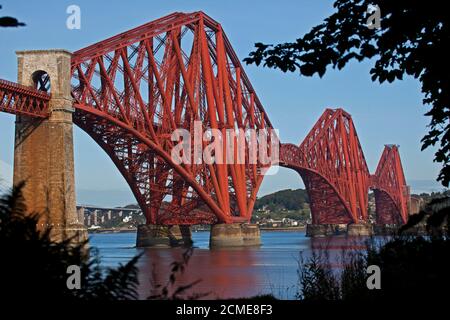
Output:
[210, 223, 243, 248]
[173, 225, 194, 247]
[136, 224, 192, 248]
[306, 224, 346, 237]
[209, 223, 261, 248]
[373, 224, 398, 236]
[347, 223, 373, 236]
[13, 50, 87, 244]
[242, 223, 261, 246]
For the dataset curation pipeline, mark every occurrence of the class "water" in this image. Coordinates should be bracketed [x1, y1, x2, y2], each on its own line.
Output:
[89, 231, 369, 299]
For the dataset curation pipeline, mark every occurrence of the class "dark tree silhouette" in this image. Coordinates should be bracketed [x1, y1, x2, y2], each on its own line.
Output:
[245, 0, 450, 187]
[0, 5, 25, 27]
[399, 195, 450, 236]
[0, 183, 207, 301]
[0, 183, 140, 301]
[298, 236, 450, 302]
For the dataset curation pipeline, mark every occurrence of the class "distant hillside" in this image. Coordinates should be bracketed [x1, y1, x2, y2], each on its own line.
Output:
[255, 189, 309, 211]
[113, 188, 310, 213]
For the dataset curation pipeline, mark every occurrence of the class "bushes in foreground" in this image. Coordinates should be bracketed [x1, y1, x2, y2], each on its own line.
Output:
[298, 236, 450, 301]
[0, 183, 201, 300]
[0, 183, 140, 300]
[298, 196, 450, 301]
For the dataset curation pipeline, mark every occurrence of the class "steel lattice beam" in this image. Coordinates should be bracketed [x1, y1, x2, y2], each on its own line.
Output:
[70, 11, 272, 224]
[0, 79, 50, 118]
[0, 12, 411, 227]
[280, 110, 410, 225]
[280, 109, 371, 224]
[371, 145, 410, 224]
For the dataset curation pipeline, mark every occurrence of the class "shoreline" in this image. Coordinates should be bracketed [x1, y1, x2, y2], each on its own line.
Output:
[260, 226, 306, 232]
[88, 228, 137, 234]
[88, 226, 306, 234]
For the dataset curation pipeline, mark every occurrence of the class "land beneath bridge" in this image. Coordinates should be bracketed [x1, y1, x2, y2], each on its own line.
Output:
[87, 225, 307, 234]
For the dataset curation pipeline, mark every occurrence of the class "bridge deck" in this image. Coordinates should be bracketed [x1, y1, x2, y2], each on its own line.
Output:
[0, 78, 50, 118]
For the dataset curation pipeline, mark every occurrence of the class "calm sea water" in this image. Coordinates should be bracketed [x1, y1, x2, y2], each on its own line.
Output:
[89, 231, 369, 300]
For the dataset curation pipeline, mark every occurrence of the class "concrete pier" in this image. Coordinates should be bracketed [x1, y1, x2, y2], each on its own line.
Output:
[136, 224, 193, 248]
[171, 224, 194, 247]
[306, 224, 329, 237]
[373, 224, 398, 236]
[209, 223, 262, 248]
[241, 223, 261, 246]
[306, 224, 346, 237]
[209, 223, 244, 248]
[347, 223, 373, 236]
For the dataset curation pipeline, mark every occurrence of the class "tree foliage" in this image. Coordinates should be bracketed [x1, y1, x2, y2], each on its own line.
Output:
[0, 183, 140, 301]
[255, 188, 309, 211]
[0, 183, 206, 301]
[399, 195, 450, 236]
[297, 252, 340, 300]
[245, 0, 450, 186]
[298, 236, 450, 301]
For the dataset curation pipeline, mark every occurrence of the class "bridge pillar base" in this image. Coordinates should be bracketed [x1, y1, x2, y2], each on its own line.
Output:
[170, 225, 193, 247]
[241, 224, 261, 246]
[136, 224, 192, 248]
[209, 223, 244, 248]
[347, 223, 373, 236]
[306, 224, 346, 237]
[48, 224, 88, 244]
[373, 224, 398, 236]
[306, 224, 328, 237]
[13, 50, 87, 245]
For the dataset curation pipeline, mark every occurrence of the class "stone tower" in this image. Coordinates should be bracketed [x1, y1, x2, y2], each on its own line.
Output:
[13, 49, 87, 243]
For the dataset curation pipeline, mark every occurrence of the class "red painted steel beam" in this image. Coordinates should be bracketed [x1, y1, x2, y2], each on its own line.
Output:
[70, 12, 273, 225]
[0, 12, 410, 227]
[371, 145, 410, 224]
[0, 78, 50, 118]
[279, 108, 371, 224]
[279, 110, 410, 226]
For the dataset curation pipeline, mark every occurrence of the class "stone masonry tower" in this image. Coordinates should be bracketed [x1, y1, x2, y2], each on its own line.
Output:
[13, 50, 87, 243]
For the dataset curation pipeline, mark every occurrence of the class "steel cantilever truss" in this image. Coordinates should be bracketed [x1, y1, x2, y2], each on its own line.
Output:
[371, 145, 410, 224]
[0, 12, 411, 226]
[70, 12, 272, 225]
[280, 109, 410, 225]
[280, 109, 370, 224]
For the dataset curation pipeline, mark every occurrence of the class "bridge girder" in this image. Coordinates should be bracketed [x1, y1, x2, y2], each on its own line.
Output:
[279, 109, 371, 224]
[0, 12, 411, 226]
[371, 145, 410, 224]
[70, 11, 272, 224]
[0, 79, 50, 118]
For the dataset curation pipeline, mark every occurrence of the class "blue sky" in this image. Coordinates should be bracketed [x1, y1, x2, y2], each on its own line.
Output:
[0, 0, 445, 206]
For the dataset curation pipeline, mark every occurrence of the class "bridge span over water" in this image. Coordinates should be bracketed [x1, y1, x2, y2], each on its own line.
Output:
[0, 12, 409, 246]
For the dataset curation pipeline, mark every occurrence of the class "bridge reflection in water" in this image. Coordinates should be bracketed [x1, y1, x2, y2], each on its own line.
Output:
[309, 236, 380, 269]
[138, 248, 260, 299]
[90, 231, 377, 299]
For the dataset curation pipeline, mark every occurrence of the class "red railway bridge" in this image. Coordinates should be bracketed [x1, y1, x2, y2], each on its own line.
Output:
[0, 12, 409, 246]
